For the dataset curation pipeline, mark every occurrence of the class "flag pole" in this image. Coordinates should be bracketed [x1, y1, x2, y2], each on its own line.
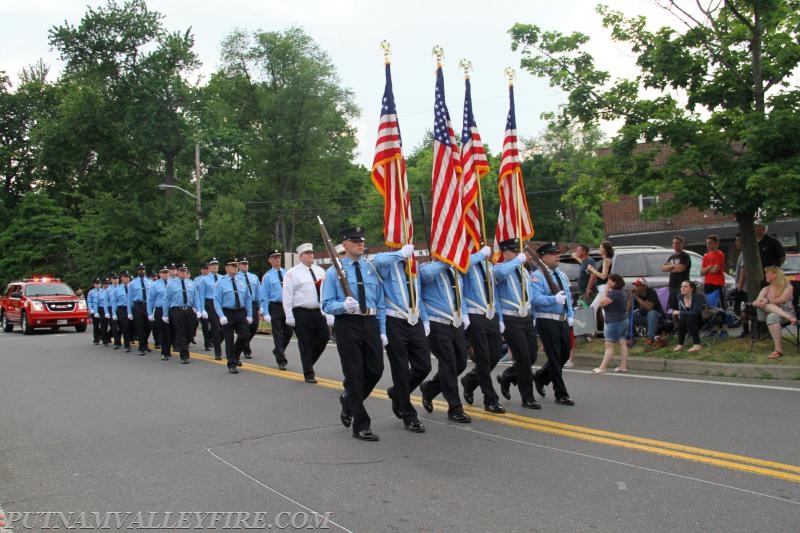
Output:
[506, 66, 528, 305]
[382, 40, 417, 317]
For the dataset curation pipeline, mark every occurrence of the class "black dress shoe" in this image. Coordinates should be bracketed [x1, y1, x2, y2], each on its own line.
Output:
[339, 394, 352, 428]
[460, 378, 474, 405]
[278, 362, 287, 370]
[124, 347, 131, 353]
[138, 351, 145, 356]
[161, 355, 169, 361]
[181, 359, 190, 364]
[305, 377, 318, 384]
[353, 429, 379, 442]
[555, 396, 575, 406]
[484, 403, 506, 414]
[521, 400, 542, 410]
[405, 420, 426, 433]
[229, 367, 239, 374]
[244, 353, 252, 359]
[214, 355, 222, 360]
[420, 384, 434, 413]
[534, 379, 546, 398]
[497, 375, 511, 400]
[113, 345, 121, 350]
[93, 341, 99, 345]
[204, 345, 211, 351]
[387, 387, 401, 418]
[236, 360, 243, 367]
[447, 411, 472, 423]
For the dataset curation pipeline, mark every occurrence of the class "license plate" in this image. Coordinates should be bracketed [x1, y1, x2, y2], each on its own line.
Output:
[57, 320, 68, 325]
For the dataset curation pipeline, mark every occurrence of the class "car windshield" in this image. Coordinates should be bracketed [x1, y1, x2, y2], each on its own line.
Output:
[23, 283, 75, 297]
[783, 255, 800, 273]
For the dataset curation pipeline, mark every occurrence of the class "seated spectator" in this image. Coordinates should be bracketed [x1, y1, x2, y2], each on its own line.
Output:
[593, 274, 629, 374]
[628, 277, 667, 350]
[672, 281, 703, 353]
[752, 266, 797, 360]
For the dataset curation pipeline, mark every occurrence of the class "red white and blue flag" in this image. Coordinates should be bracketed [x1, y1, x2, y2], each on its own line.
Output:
[371, 63, 413, 250]
[494, 84, 534, 259]
[460, 77, 490, 254]
[430, 65, 469, 272]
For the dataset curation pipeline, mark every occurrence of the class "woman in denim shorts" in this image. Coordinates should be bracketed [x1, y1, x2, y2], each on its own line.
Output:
[594, 274, 629, 373]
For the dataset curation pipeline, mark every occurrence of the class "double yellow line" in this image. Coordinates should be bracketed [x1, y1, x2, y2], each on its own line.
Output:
[188, 351, 800, 484]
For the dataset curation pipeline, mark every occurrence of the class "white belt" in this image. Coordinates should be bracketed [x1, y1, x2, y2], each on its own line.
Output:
[503, 310, 530, 318]
[341, 308, 377, 317]
[386, 309, 408, 319]
[467, 307, 489, 316]
[428, 316, 454, 325]
[538, 312, 567, 321]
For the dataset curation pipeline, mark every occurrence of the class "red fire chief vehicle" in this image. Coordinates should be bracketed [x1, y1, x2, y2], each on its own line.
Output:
[0, 277, 90, 334]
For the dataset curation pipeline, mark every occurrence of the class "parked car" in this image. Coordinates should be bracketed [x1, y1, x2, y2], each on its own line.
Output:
[783, 253, 800, 282]
[0, 278, 90, 334]
[557, 246, 736, 296]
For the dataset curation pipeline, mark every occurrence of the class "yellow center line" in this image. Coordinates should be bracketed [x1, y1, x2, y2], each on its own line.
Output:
[188, 351, 800, 483]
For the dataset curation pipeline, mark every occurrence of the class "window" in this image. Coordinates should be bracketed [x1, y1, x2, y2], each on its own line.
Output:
[613, 253, 647, 277]
[639, 194, 657, 212]
[645, 252, 673, 276]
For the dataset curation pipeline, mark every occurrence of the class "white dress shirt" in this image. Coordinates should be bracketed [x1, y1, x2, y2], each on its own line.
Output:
[283, 263, 327, 322]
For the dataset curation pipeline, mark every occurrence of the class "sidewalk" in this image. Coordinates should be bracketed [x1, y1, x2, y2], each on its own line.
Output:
[570, 350, 800, 380]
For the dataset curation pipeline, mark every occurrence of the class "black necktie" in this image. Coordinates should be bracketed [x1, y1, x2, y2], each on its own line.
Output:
[141, 277, 146, 303]
[124, 284, 128, 295]
[277, 269, 284, 285]
[516, 267, 524, 299]
[309, 268, 320, 301]
[213, 273, 218, 283]
[478, 262, 491, 301]
[181, 279, 187, 305]
[404, 267, 413, 304]
[446, 269, 461, 311]
[231, 277, 241, 308]
[244, 273, 252, 295]
[354, 262, 367, 313]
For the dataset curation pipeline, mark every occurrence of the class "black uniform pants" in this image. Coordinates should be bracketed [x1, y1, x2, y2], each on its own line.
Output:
[170, 307, 195, 360]
[461, 313, 502, 406]
[335, 314, 384, 434]
[421, 321, 469, 414]
[243, 302, 259, 356]
[293, 307, 329, 379]
[205, 299, 222, 357]
[269, 302, 293, 365]
[385, 316, 431, 424]
[113, 305, 131, 348]
[133, 301, 150, 351]
[153, 307, 171, 357]
[200, 316, 210, 348]
[499, 315, 538, 403]
[222, 308, 249, 369]
[533, 318, 570, 399]
[92, 308, 110, 344]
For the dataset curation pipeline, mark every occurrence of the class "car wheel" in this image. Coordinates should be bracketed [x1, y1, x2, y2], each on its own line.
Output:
[21, 312, 34, 335]
[75, 324, 87, 333]
[1, 312, 12, 332]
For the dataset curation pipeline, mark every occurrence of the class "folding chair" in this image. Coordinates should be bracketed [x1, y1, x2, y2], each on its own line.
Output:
[781, 281, 800, 353]
[699, 289, 725, 346]
[654, 286, 676, 342]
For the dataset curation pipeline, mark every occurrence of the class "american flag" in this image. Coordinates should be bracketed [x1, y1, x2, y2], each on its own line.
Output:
[371, 63, 413, 249]
[494, 84, 534, 260]
[430, 65, 469, 272]
[460, 77, 490, 253]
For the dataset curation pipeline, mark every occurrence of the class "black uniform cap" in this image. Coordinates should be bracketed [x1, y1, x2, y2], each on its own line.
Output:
[340, 226, 366, 242]
[178, 263, 189, 271]
[92, 277, 101, 284]
[135, 262, 146, 270]
[499, 238, 520, 252]
[208, 257, 219, 265]
[238, 257, 249, 264]
[536, 242, 560, 256]
[268, 249, 281, 257]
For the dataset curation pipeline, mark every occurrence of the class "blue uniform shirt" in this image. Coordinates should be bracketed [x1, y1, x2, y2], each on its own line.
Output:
[321, 256, 386, 334]
[462, 251, 502, 321]
[531, 267, 574, 319]
[110, 283, 129, 317]
[373, 251, 428, 323]
[419, 261, 468, 324]
[213, 274, 253, 319]
[494, 254, 533, 317]
[88, 287, 111, 315]
[147, 278, 169, 316]
[162, 277, 202, 315]
[236, 271, 261, 310]
[198, 272, 220, 302]
[127, 276, 152, 315]
[259, 268, 286, 308]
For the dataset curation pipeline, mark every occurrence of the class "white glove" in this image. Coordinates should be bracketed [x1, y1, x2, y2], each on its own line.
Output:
[127, 314, 133, 320]
[380, 334, 388, 347]
[516, 253, 527, 265]
[201, 310, 208, 319]
[424, 321, 430, 336]
[219, 316, 229, 326]
[162, 316, 169, 324]
[286, 316, 296, 327]
[554, 291, 567, 305]
[462, 314, 471, 330]
[500, 322, 506, 334]
[112, 315, 118, 321]
[196, 311, 202, 319]
[568, 317, 574, 327]
[480, 245, 492, 258]
[400, 244, 415, 258]
[343, 296, 360, 314]
[93, 312, 100, 318]
[262, 313, 271, 324]
[326, 314, 334, 327]
[246, 317, 253, 325]
[148, 314, 154, 322]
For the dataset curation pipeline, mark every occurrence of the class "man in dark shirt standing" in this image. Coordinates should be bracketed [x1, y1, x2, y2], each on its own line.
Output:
[756, 221, 786, 269]
[573, 244, 597, 304]
[661, 235, 691, 310]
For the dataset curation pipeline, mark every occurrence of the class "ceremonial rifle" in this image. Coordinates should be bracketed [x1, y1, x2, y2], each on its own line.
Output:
[317, 216, 353, 298]
[523, 243, 561, 295]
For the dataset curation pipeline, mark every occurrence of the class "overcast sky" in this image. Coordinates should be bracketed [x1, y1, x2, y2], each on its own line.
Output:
[1, 0, 674, 167]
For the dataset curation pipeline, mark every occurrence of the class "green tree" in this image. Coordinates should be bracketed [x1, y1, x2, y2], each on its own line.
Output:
[510, 0, 800, 297]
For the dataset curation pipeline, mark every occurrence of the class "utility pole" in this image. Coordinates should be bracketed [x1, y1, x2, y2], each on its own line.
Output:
[195, 143, 202, 249]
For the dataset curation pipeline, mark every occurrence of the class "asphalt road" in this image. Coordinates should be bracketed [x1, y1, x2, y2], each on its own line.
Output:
[1, 328, 799, 532]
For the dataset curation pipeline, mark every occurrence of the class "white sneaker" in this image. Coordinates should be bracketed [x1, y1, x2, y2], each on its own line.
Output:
[564, 360, 574, 369]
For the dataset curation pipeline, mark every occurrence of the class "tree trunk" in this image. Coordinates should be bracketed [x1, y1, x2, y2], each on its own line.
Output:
[735, 211, 763, 304]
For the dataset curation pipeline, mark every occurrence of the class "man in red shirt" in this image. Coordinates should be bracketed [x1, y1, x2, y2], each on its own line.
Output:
[700, 234, 728, 338]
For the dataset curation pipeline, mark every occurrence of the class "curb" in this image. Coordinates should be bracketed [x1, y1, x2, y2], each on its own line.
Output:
[572, 352, 800, 380]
